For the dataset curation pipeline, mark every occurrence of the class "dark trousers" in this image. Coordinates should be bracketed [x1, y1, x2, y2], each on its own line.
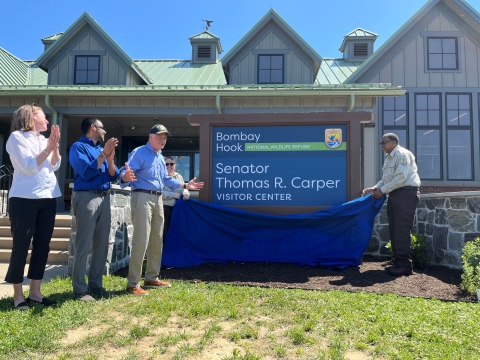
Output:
[162, 205, 174, 243]
[387, 188, 419, 268]
[5, 197, 57, 284]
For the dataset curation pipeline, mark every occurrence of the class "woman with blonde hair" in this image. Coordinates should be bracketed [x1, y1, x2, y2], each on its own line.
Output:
[5, 104, 61, 310]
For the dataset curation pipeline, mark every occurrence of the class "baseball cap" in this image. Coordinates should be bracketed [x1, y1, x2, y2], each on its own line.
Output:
[150, 124, 171, 136]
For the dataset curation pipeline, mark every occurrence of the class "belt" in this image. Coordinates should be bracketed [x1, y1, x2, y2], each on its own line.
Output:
[396, 186, 418, 191]
[133, 189, 162, 196]
[77, 189, 110, 197]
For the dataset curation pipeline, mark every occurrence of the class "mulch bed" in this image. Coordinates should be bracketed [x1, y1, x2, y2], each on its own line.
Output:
[114, 255, 478, 302]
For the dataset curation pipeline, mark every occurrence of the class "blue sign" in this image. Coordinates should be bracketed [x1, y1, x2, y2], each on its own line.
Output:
[211, 125, 348, 207]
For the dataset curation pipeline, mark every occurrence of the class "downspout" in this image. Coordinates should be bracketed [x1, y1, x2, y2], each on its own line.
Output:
[215, 95, 222, 114]
[44, 94, 58, 125]
[348, 93, 355, 112]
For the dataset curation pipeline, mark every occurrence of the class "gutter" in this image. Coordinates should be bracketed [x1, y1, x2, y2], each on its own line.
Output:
[215, 95, 222, 114]
[348, 94, 355, 112]
[44, 94, 58, 125]
[0, 88, 406, 98]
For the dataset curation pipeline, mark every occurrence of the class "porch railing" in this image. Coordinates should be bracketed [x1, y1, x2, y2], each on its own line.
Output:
[0, 165, 14, 216]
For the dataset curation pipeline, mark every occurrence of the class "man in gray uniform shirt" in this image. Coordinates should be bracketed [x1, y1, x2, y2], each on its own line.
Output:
[363, 133, 421, 276]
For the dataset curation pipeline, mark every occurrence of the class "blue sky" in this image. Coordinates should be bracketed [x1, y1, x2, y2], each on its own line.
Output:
[1, 0, 478, 61]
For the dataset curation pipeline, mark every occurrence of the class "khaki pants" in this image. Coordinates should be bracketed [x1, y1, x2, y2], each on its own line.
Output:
[127, 192, 165, 288]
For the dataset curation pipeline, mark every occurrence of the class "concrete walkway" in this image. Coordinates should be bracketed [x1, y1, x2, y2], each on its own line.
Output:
[0, 262, 68, 299]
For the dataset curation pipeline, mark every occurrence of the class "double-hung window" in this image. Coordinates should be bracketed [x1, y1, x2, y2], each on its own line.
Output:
[446, 94, 472, 180]
[415, 94, 442, 180]
[382, 95, 408, 147]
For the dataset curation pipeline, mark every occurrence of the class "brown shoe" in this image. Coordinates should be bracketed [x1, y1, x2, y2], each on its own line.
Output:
[143, 279, 172, 288]
[126, 286, 149, 295]
[387, 266, 413, 276]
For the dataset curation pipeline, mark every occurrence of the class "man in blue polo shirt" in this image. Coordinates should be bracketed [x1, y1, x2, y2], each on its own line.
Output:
[69, 118, 133, 301]
[120, 124, 203, 295]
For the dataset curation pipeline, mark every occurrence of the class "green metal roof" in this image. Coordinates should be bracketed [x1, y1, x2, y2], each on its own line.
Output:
[29, 67, 48, 85]
[135, 60, 226, 86]
[0, 47, 29, 85]
[41, 32, 64, 42]
[315, 59, 362, 85]
[189, 31, 220, 40]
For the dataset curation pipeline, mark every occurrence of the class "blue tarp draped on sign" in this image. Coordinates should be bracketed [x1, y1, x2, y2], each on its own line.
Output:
[162, 195, 385, 269]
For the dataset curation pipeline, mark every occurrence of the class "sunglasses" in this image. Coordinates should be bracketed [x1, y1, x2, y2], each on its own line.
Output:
[165, 163, 175, 166]
[31, 103, 37, 107]
[379, 140, 392, 145]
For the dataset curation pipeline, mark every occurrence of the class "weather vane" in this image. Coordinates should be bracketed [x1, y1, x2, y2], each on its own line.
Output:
[202, 19, 213, 31]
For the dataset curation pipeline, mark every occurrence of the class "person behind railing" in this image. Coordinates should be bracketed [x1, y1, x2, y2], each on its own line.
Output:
[5, 104, 61, 310]
[162, 157, 190, 245]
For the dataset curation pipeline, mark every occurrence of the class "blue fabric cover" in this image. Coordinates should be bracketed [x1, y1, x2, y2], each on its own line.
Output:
[162, 195, 385, 269]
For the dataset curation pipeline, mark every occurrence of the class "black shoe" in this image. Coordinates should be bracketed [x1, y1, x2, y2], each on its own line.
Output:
[13, 301, 30, 311]
[387, 266, 413, 276]
[26, 297, 57, 307]
[89, 287, 109, 298]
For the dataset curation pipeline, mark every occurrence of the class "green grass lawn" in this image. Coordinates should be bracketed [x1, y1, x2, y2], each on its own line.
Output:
[0, 275, 479, 360]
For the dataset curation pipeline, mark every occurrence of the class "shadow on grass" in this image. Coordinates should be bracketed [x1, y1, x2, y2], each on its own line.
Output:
[0, 287, 132, 313]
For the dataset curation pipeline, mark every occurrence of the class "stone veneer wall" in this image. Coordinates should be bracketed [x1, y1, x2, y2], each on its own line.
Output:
[365, 191, 480, 269]
[68, 185, 133, 276]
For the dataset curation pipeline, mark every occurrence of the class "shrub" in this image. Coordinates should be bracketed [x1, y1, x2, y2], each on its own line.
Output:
[385, 234, 429, 269]
[460, 237, 480, 295]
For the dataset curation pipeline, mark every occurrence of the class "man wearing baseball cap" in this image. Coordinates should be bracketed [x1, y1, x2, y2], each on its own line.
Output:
[120, 124, 204, 295]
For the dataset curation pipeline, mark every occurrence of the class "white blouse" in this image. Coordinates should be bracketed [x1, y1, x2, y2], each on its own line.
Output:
[6, 130, 61, 199]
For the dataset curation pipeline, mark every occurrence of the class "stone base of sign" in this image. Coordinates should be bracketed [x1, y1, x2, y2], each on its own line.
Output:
[365, 191, 480, 269]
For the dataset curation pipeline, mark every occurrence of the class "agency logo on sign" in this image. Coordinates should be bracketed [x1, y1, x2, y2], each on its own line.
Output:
[325, 129, 342, 149]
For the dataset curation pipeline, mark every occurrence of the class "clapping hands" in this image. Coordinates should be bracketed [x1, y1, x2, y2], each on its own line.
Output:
[46, 125, 60, 152]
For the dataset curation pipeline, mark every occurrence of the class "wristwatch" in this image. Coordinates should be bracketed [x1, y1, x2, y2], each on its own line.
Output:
[184, 183, 187, 189]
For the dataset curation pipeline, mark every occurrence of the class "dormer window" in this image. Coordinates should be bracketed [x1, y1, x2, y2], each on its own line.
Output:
[427, 37, 458, 70]
[197, 46, 212, 59]
[258, 55, 284, 84]
[74, 55, 100, 84]
[353, 43, 368, 57]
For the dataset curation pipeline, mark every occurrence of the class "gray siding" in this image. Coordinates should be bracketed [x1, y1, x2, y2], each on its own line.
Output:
[361, 13, 480, 87]
[48, 26, 129, 85]
[229, 24, 314, 84]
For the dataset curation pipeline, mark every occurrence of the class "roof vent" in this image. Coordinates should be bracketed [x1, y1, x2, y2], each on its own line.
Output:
[339, 28, 378, 62]
[197, 46, 211, 58]
[189, 27, 223, 64]
[353, 43, 368, 57]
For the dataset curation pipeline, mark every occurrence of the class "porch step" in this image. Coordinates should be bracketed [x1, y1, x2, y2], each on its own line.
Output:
[0, 214, 71, 265]
[0, 249, 69, 264]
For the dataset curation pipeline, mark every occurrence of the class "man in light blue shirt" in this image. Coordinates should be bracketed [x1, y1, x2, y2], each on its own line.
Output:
[120, 124, 204, 295]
